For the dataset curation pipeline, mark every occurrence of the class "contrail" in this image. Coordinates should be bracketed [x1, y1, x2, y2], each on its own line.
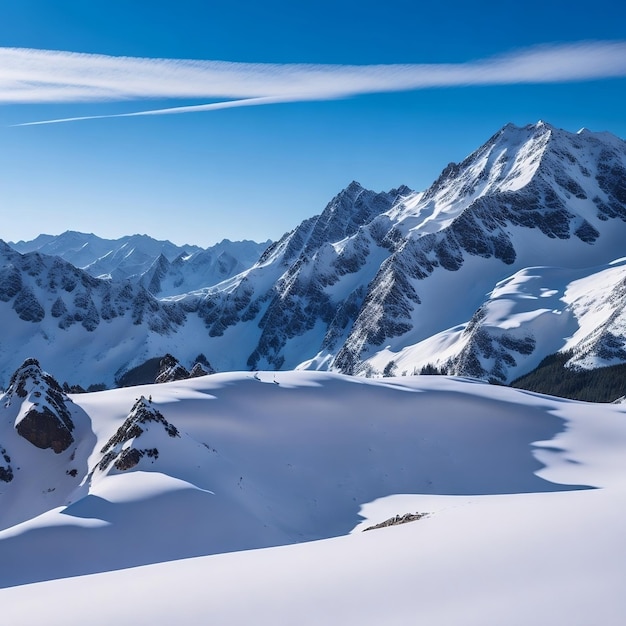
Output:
[3, 40, 625, 125]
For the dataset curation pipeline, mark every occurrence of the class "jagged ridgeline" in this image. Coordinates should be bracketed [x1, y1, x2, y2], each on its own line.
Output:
[1, 121, 626, 392]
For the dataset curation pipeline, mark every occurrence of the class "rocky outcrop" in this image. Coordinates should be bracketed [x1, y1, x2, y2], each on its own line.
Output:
[0, 446, 13, 483]
[155, 354, 190, 384]
[6, 358, 75, 453]
[154, 353, 216, 383]
[189, 362, 211, 378]
[98, 396, 180, 472]
[363, 512, 428, 531]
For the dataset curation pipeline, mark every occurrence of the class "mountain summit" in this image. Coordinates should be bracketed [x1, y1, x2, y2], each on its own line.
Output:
[191, 121, 626, 380]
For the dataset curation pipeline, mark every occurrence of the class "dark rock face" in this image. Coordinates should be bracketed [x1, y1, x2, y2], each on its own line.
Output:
[98, 397, 179, 472]
[15, 406, 74, 453]
[6, 358, 75, 454]
[155, 354, 190, 384]
[190, 353, 215, 376]
[114, 447, 142, 471]
[0, 446, 13, 483]
[12, 286, 45, 322]
[0, 263, 22, 301]
[189, 363, 210, 378]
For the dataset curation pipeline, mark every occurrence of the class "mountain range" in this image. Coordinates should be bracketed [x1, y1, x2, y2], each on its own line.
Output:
[2, 120, 626, 391]
[9, 231, 270, 297]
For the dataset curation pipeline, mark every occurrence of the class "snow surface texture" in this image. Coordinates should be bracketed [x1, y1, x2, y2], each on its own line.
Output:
[1, 369, 626, 625]
[2, 121, 626, 389]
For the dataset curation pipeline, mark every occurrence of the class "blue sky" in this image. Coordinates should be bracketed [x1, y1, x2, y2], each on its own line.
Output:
[0, 0, 625, 247]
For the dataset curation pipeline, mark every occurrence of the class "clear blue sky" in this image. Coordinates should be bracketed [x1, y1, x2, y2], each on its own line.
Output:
[0, 0, 625, 246]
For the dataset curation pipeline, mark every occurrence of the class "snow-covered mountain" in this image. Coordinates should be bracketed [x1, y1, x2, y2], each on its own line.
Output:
[9, 231, 270, 297]
[0, 239, 198, 389]
[2, 367, 626, 624]
[385, 257, 626, 383]
[1, 121, 626, 388]
[186, 121, 626, 380]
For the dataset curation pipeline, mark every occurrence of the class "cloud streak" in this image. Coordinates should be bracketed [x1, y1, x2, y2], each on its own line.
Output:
[3, 41, 626, 125]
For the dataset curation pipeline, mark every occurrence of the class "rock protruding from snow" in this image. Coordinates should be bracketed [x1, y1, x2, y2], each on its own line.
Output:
[0, 445, 13, 482]
[5, 358, 75, 453]
[98, 396, 180, 473]
[155, 354, 190, 384]
[154, 353, 216, 383]
[363, 512, 428, 532]
[189, 362, 211, 378]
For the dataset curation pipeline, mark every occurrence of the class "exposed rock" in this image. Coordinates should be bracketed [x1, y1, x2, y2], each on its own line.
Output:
[98, 396, 179, 472]
[15, 406, 74, 453]
[191, 353, 216, 375]
[6, 358, 75, 454]
[363, 512, 428, 531]
[155, 354, 190, 384]
[0, 446, 13, 483]
[189, 363, 210, 378]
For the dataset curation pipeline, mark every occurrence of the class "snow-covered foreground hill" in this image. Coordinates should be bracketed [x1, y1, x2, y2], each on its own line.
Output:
[1, 369, 626, 624]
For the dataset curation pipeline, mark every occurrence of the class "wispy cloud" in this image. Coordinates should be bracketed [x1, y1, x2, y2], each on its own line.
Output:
[3, 41, 625, 125]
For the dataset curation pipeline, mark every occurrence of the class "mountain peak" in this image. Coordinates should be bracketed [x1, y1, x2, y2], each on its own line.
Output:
[345, 180, 363, 192]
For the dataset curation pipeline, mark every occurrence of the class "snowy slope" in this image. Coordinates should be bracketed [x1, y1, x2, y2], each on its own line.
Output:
[1, 369, 626, 624]
[367, 257, 626, 382]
